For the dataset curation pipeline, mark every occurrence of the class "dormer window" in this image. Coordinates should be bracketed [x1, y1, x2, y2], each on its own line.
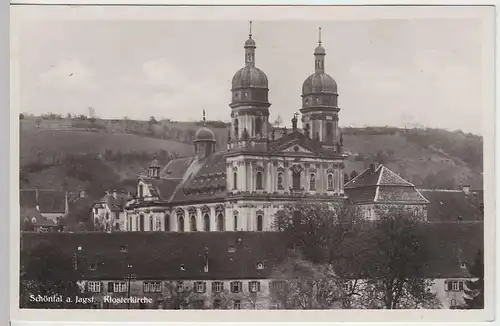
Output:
[460, 262, 467, 269]
[89, 262, 97, 271]
[180, 264, 186, 271]
[120, 245, 128, 253]
[256, 262, 264, 270]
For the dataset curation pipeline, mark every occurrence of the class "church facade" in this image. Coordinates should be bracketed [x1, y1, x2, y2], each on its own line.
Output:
[123, 25, 427, 232]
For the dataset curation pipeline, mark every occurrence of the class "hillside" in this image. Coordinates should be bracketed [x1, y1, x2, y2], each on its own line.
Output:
[19, 117, 483, 204]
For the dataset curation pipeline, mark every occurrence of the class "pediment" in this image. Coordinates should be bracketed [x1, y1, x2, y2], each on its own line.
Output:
[281, 144, 315, 154]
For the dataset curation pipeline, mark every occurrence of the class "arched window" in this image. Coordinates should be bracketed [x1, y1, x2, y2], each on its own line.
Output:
[326, 122, 333, 141]
[233, 172, 238, 190]
[327, 174, 334, 190]
[178, 215, 184, 232]
[190, 215, 197, 232]
[310, 174, 316, 191]
[256, 215, 263, 231]
[217, 213, 224, 231]
[255, 117, 262, 136]
[138, 184, 144, 198]
[277, 172, 284, 190]
[234, 119, 239, 140]
[204, 214, 210, 232]
[292, 171, 301, 190]
[234, 215, 238, 231]
[149, 216, 153, 231]
[256, 171, 263, 190]
[164, 214, 170, 232]
[139, 214, 145, 231]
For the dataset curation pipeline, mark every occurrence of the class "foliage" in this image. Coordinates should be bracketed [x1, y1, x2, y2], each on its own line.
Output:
[20, 241, 89, 308]
[464, 249, 484, 309]
[270, 252, 344, 309]
[342, 207, 441, 309]
[162, 281, 198, 309]
[273, 202, 360, 264]
[349, 170, 358, 180]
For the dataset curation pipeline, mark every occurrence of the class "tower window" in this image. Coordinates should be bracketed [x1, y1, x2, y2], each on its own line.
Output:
[149, 216, 153, 231]
[217, 213, 224, 232]
[310, 174, 316, 191]
[277, 172, 284, 190]
[233, 172, 238, 190]
[292, 171, 301, 190]
[139, 214, 145, 231]
[255, 117, 262, 136]
[234, 119, 239, 140]
[234, 215, 238, 231]
[256, 215, 263, 231]
[327, 174, 334, 191]
[326, 122, 333, 141]
[256, 171, 263, 190]
[315, 97, 319, 103]
[203, 214, 210, 232]
[138, 184, 144, 198]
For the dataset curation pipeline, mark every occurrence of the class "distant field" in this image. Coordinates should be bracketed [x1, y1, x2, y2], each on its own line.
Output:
[19, 118, 483, 192]
[20, 128, 194, 166]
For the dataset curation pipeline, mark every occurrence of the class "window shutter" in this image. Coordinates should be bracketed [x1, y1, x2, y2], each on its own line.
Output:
[100, 281, 104, 293]
[459, 281, 464, 291]
[447, 281, 452, 291]
[202, 282, 206, 293]
[108, 282, 114, 293]
[211, 282, 215, 292]
[257, 282, 261, 292]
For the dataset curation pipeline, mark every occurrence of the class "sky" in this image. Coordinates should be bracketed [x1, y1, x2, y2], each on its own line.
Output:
[16, 11, 490, 135]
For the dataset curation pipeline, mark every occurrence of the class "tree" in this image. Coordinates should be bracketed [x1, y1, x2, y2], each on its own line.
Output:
[20, 241, 89, 308]
[149, 116, 158, 124]
[162, 281, 197, 309]
[464, 249, 484, 309]
[269, 252, 345, 309]
[273, 201, 360, 264]
[342, 207, 441, 309]
[349, 170, 358, 180]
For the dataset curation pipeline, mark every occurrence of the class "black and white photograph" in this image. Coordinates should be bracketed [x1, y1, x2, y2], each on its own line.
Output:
[11, 3, 495, 322]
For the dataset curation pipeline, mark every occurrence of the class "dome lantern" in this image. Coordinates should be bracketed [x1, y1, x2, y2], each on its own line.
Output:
[194, 110, 216, 159]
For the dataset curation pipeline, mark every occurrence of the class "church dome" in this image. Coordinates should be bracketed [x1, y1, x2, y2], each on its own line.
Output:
[231, 66, 268, 90]
[245, 37, 256, 48]
[302, 73, 337, 95]
[194, 126, 216, 143]
[314, 44, 326, 55]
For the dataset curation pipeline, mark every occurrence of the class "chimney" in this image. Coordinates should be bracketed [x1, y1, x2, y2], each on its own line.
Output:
[113, 190, 118, 200]
[374, 161, 381, 171]
[462, 185, 470, 194]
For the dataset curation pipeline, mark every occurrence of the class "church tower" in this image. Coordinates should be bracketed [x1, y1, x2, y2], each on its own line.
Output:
[300, 28, 342, 151]
[228, 21, 271, 149]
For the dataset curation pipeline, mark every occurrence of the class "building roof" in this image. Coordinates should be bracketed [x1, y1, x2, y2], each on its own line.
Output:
[419, 189, 483, 222]
[21, 231, 288, 281]
[98, 193, 128, 212]
[20, 189, 67, 214]
[344, 165, 428, 204]
[333, 222, 483, 279]
[21, 222, 483, 281]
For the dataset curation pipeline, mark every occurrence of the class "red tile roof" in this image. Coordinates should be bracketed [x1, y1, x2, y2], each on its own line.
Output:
[344, 165, 428, 204]
[419, 190, 483, 222]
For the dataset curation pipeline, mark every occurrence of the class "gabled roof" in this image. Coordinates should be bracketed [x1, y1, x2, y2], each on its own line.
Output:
[419, 189, 483, 222]
[268, 130, 342, 157]
[20, 189, 67, 214]
[344, 165, 428, 204]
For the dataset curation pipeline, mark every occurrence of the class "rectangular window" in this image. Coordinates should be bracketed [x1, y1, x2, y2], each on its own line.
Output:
[195, 281, 206, 293]
[155, 217, 161, 231]
[233, 300, 241, 310]
[113, 281, 127, 293]
[88, 281, 101, 293]
[144, 281, 162, 293]
[452, 281, 459, 291]
[212, 281, 223, 293]
[230, 281, 242, 293]
[249, 281, 261, 293]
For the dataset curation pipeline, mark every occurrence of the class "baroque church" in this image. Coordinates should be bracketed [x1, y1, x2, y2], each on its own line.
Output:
[123, 24, 428, 232]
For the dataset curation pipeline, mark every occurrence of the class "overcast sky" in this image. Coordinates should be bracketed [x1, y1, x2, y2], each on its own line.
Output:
[16, 12, 490, 135]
